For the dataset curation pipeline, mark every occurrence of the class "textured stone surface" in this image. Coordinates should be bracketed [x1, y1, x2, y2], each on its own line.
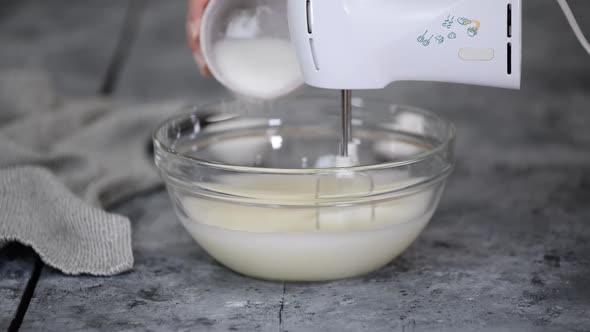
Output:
[0, 0, 128, 96]
[3, 0, 590, 331]
[0, 245, 34, 330]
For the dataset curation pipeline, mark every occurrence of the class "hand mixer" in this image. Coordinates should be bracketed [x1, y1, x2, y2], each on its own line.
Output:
[288, 0, 523, 89]
[202, 0, 588, 160]
[288, 0, 523, 156]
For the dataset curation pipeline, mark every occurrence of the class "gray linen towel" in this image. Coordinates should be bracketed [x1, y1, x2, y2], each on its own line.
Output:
[0, 70, 189, 275]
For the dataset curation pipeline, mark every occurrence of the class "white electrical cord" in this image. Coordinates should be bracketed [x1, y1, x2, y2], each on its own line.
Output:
[557, 0, 590, 56]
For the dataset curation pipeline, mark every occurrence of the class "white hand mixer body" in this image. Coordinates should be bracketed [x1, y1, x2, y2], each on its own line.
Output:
[287, 0, 522, 90]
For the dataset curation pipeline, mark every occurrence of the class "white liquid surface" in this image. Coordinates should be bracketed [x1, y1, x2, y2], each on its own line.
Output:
[213, 38, 303, 100]
[177, 177, 439, 281]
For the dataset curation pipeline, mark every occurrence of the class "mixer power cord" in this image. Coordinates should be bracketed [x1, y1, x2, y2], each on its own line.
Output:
[557, 0, 590, 56]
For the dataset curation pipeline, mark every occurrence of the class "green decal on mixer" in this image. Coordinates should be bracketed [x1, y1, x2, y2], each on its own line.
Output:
[442, 15, 455, 29]
[417, 30, 433, 47]
[417, 14, 480, 46]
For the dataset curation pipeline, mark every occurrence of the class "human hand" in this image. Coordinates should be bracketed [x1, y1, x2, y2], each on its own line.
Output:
[187, 0, 211, 76]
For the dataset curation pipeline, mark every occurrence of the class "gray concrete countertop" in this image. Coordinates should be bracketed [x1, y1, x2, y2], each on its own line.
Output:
[1, 1, 590, 331]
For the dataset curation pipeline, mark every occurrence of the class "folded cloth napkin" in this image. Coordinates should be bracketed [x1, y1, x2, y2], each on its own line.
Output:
[0, 70, 189, 275]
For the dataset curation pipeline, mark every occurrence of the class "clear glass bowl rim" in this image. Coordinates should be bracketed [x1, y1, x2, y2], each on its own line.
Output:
[153, 97, 456, 175]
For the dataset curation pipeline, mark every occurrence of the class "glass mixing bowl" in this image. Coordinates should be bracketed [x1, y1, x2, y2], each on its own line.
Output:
[154, 95, 455, 281]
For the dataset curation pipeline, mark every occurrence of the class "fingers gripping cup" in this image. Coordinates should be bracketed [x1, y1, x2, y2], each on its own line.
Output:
[201, 0, 304, 99]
